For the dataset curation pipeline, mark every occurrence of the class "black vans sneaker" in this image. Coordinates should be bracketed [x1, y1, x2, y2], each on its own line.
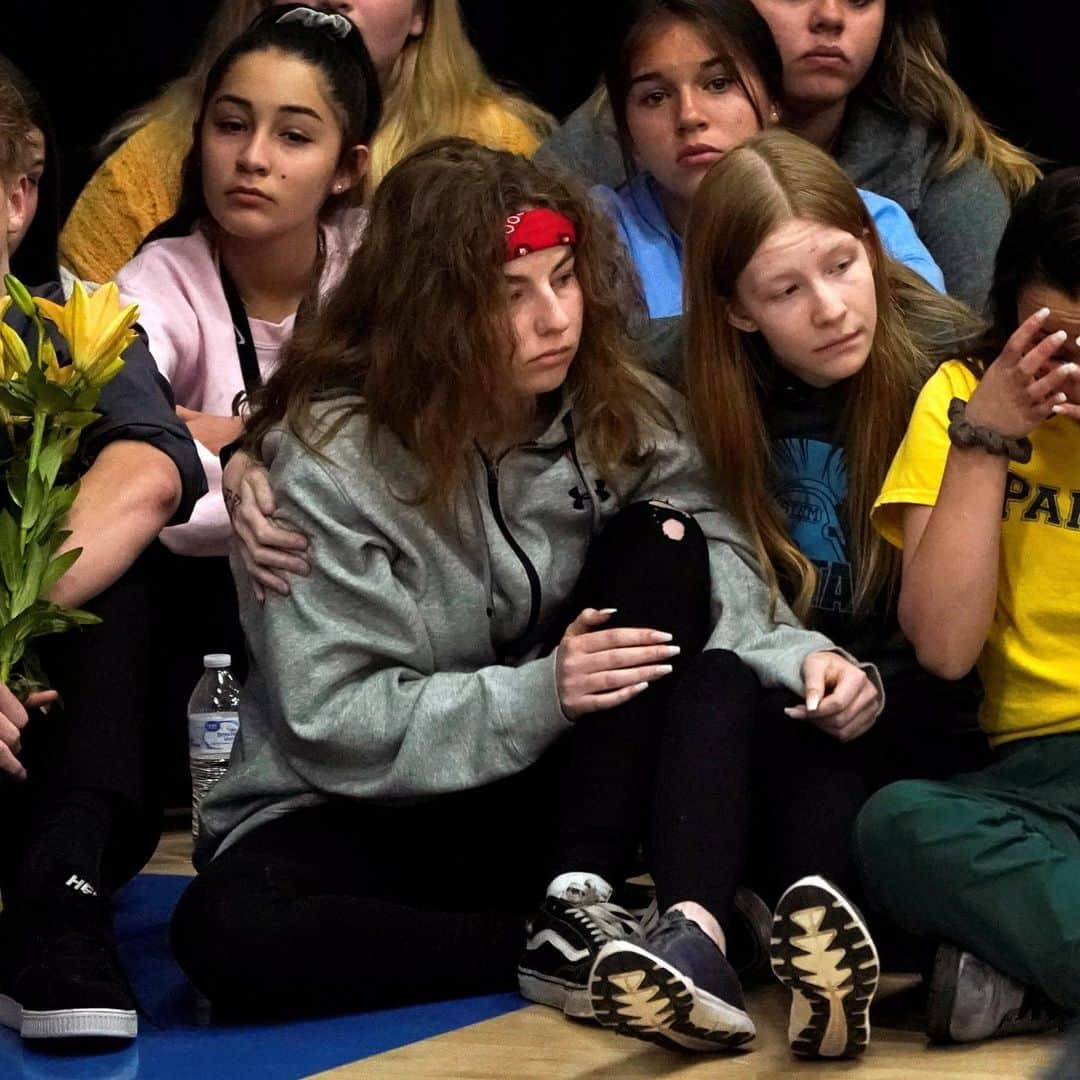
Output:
[928, 943, 1063, 1044]
[0, 900, 138, 1040]
[770, 875, 879, 1059]
[517, 893, 641, 1018]
[589, 910, 756, 1052]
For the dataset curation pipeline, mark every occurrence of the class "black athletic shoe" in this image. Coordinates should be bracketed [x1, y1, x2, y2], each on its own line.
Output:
[589, 910, 756, 1052]
[0, 898, 138, 1040]
[927, 943, 1063, 1044]
[769, 875, 879, 1059]
[517, 892, 641, 1018]
[728, 887, 772, 986]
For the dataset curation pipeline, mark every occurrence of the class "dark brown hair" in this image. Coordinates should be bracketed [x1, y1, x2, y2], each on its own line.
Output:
[245, 137, 668, 507]
[606, 0, 781, 174]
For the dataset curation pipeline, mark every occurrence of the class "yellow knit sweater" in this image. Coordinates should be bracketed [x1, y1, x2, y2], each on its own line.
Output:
[60, 104, 543, 285]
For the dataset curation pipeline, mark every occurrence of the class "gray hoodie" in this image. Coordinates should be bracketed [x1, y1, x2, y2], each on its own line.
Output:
[196, 378, 839, 864]
[536, 92, 1009, 312]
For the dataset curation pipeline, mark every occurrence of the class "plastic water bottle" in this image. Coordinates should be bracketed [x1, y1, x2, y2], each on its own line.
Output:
[188, 653, 240, 840]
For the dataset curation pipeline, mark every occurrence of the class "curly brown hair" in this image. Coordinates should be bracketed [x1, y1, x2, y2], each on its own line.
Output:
[245, 137, 668, 507]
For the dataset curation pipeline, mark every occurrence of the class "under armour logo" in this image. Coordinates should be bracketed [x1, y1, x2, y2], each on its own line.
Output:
[569, 479, 613, 511]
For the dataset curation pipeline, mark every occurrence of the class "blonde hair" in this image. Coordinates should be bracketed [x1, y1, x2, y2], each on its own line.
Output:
[869, 0, 1039, 202]
[102, 0, 552, 189]
[684, 129, 983, 620]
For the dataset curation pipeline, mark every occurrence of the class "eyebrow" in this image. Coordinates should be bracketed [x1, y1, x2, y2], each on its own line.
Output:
[502, 250, 575, 285]
[212, 94, 326, 123]
[629, 56, 729, 87]
[757, 240, 857, 287]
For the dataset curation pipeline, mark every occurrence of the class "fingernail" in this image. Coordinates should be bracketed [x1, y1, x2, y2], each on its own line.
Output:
[634, 682, 649, 692]
[783, 707, 800, 717]
[1075, 336, 1080, 347]
[598, 608, 617, 614]
[655, 631, 674, 642]
[656, 664, 674, 675]
[1052, 330, 1068, 343]
[663, 645, 681, 657]
[806, 693, 821, 711]
[1063, 363, 1078, 373]
[1052, 404, 1065, 414]
[1037, 307, 1051, 321]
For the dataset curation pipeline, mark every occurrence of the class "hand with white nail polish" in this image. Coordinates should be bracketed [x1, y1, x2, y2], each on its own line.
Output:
[966, 308, 1078, 437]
[785, 652, 880, 743]
[556, 607, 681, 719]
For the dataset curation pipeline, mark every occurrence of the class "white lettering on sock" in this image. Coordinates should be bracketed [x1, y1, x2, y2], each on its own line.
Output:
[64, 874, 97, 897]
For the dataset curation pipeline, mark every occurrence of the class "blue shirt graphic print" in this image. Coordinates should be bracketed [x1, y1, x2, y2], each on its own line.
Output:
[774, 438, 852, 615]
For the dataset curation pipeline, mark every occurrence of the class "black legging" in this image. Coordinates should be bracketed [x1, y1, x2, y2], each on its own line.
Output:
[171, 502, 758, 1015]
[0, 550, 164, 903]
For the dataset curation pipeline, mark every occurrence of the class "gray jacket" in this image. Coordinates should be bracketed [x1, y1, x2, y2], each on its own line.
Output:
[196, 378, 838, 863]
[536, 92, 1009, 312]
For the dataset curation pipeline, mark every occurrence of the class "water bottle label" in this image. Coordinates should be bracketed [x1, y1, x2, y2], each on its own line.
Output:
[189, 711, 240, 761]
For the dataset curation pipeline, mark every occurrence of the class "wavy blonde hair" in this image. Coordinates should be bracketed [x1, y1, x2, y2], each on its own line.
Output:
[102, 0, 551, 189]
[867, 0, 1039, 202]
[684, 129, 983, 620]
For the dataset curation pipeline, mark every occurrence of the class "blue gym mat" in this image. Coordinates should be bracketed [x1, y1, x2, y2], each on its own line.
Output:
[0, 874, 527, 1079]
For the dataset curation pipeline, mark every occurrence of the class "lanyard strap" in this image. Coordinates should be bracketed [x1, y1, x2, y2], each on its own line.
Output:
[219, 259, 263, 398]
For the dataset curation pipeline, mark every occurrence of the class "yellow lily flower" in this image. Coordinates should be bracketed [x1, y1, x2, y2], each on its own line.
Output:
[0, 321, 32, 381]
[0, 295, 11, 323]
[40, 335, 76, 386]
[34, 281, 138, 389]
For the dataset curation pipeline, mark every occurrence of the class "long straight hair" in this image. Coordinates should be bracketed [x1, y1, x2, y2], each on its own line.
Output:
[684, 128, 983, 619]
[101, 0, 551, 190]
[245, 137, 669, 511]
[865, 0, 1039, 201]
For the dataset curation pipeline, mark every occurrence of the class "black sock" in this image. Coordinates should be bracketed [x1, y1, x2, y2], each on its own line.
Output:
[14, 789, 120, 907]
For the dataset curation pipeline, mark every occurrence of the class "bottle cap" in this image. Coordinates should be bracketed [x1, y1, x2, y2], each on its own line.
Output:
[203, 653, 232, 669]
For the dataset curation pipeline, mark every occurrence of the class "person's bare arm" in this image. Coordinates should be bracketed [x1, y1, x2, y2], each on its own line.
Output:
[897, 312, 1076, 678]
[46, 440, 182, 609]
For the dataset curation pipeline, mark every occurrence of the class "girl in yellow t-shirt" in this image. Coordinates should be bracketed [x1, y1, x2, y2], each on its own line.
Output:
[858, 168, 1080, 1045]
[59, 0, 553, 284]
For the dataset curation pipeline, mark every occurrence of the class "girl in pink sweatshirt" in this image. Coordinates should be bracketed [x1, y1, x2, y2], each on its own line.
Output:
[116, 4, 381, 557]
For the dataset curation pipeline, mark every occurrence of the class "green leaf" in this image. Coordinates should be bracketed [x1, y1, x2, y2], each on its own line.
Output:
[11, 541, 48, 617]
[37, 442, 62, 488]
[21, 470, 45, 532]
[7, 457, 27, 509]
[0, 510, 20, 588]
[40, 546, 81, 593]
[0, 383, 36, 415]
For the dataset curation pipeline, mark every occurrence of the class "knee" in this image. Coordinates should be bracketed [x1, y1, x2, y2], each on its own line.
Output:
[671, 649, 757, 721]
[170, 865, 262, 1003]
[855, 780, 941, 879]
[606, 501, 705, 550]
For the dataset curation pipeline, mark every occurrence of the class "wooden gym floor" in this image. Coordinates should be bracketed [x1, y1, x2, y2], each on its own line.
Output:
[149, 829, 1063, 1079]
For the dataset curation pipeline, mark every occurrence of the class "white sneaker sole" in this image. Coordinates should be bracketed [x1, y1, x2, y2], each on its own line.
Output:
[517, 970, 593, 1019]
[589, 940, 756, 1053]
[770, 875, 879, 1059]
[0, 992, 137, 1039]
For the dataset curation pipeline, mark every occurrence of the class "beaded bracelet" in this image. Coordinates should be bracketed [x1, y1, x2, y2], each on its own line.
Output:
[947, 398, 1032, 464]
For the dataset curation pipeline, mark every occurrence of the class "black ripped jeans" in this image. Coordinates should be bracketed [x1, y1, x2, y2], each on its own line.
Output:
[171, 502, 754, 1016]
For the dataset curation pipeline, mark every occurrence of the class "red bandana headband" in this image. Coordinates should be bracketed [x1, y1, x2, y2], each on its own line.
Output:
[504, 208, 577, 263]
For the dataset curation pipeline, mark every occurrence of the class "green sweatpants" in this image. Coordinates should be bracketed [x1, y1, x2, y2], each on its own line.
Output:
[855, 731, 1080, 1012]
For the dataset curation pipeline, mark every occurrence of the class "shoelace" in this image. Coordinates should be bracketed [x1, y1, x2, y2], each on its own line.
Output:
[572, 901, 640, 944]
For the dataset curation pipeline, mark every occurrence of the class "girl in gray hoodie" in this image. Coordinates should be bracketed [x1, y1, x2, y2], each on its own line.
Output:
[173, 137, 880, 1055]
